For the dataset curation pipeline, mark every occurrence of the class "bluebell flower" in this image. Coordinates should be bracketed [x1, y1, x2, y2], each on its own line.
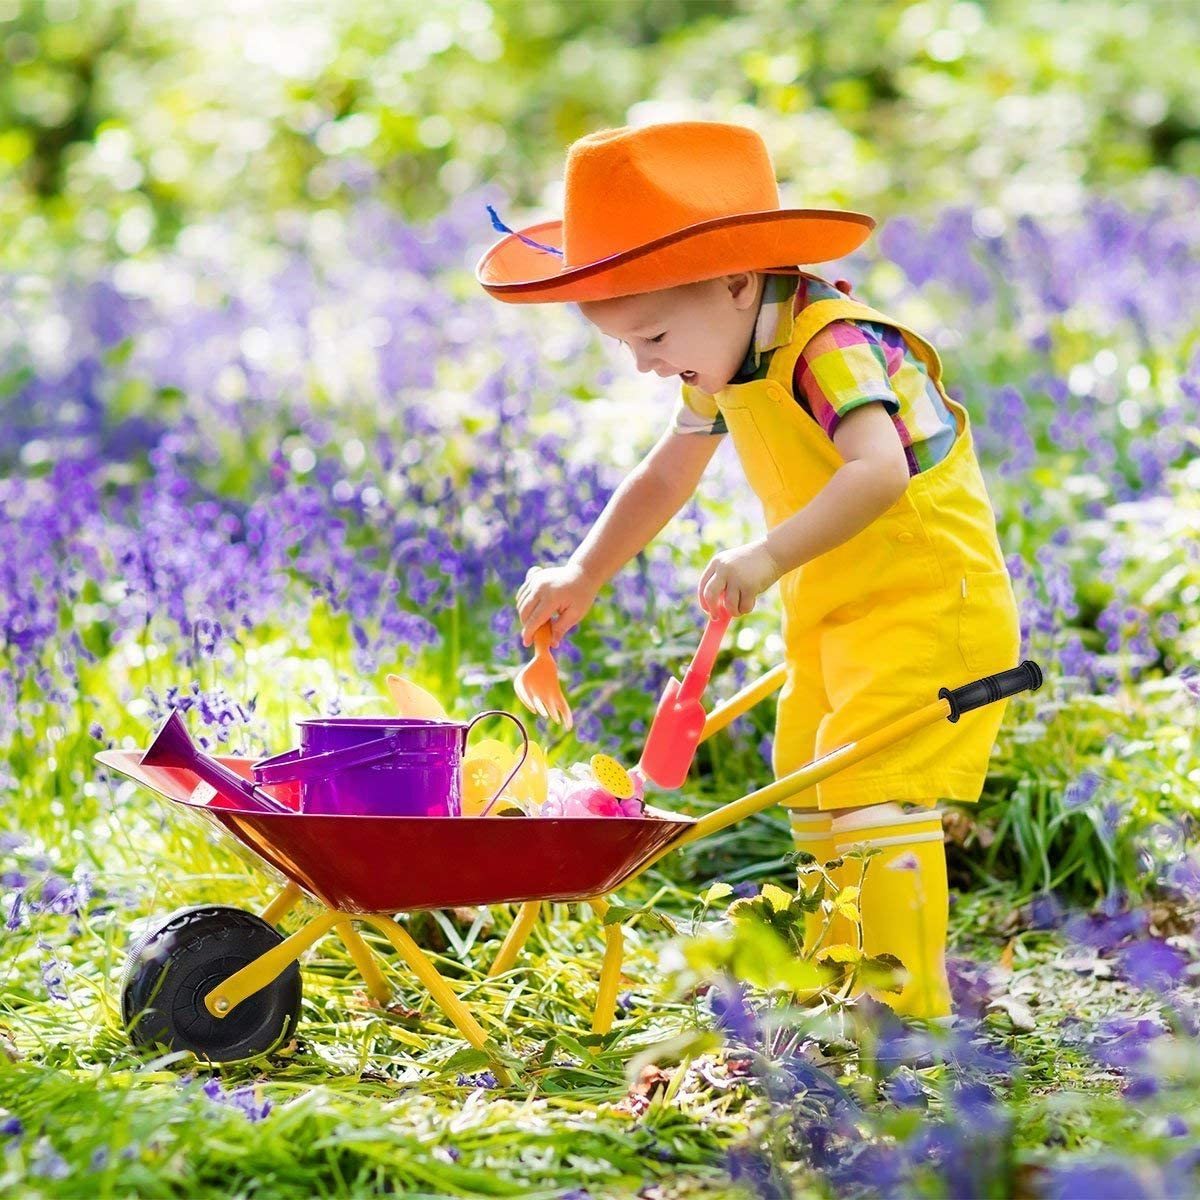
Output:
[456, 1071, 498, 1090]
[29, 1137, 70, 1180]
[1063, 769, 1102, 810]
[725, 1144, 789, 1200]
[946, 956, 996, 1019]
[707, 977, 759, 1048]
[828, 1140, 909, 1198]
[1041, 1161, 1151, 1200]
[200, 1077, 272, 1122]
[884, 1070, 926, 1108]
[1118, 937, 1188, 992]
[1063, 905, 1147, 952]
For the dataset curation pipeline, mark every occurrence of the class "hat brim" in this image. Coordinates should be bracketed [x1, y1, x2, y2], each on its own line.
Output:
[475, 208, 875, 304]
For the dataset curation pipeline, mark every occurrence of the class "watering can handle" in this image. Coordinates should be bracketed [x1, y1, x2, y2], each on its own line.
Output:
[252, 734, 405, 785]
[467, 709, 530, 817]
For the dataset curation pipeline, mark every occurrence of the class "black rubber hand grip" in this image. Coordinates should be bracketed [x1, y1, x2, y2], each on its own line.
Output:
[939, 660, 1043, 723]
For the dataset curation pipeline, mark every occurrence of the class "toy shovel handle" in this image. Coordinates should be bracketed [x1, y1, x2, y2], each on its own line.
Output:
[676, 608, 732, 705]
[466, 709, 530, 817]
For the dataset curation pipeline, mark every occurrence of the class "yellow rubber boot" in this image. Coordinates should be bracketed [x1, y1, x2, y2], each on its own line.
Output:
[788, 809, 855, 957]
[832, 804, 951, 1020]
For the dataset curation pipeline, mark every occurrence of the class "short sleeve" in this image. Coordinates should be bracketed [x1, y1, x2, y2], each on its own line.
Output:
[670, 382, 727, 436]
[793, 319, 901, 439]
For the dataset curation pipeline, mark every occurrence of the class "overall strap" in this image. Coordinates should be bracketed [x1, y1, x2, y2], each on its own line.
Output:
[766, 297, 946, 392]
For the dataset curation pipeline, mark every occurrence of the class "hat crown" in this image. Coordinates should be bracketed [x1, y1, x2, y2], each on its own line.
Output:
[561, 122, 781, 268]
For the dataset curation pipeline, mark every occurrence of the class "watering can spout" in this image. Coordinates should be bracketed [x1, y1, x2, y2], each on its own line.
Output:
[142, 709, 291, 814]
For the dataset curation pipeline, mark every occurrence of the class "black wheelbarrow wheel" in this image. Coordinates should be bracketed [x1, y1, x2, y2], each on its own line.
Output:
[121, 905, 302, 1063]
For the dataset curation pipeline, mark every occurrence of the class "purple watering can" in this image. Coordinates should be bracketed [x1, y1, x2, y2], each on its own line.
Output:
[253, 711, 529, 817]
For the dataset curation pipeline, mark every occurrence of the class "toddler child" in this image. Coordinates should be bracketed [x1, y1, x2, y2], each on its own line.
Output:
[476, 121, 1021, 1019]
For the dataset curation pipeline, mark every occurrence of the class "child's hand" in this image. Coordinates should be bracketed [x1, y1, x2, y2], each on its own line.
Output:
[698, 540, 783, 616]
[516, 563, 599, 648]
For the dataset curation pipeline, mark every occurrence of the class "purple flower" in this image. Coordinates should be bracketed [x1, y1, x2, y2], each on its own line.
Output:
[1041, 1162, 1151, 1200]
[771, 1057, 859, 1116]
[40, 952, 68, 1002]
[200, 1078, 272, 1122]
[1076, 1016, 1167, 1069]
[456, 1071, 498, 1090]
[707, 977, 759, 1048]
[884, 1070, 926, 1108]
[1028, 891, 1066, 930]
[29, 1138, 70, 1180]
[1165, 855, 1200, 899]
[946, 957, 996, 1020]
[40, 871, 92, 916]
[1063, 770, 1102, 810]
[1, 1115, 23, 1142]
[1063, 905, 1147, 953]
[1118, 938, 1189, 992]
[1122, 1074, 1158, 1100]
[725, 1144, 790, 1200]
[828, 1140, 909, 1198]
[949, 1081, 1007, 1135]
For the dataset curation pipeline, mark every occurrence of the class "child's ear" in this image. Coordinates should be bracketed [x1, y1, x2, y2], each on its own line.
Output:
[727, 271, 759, 309]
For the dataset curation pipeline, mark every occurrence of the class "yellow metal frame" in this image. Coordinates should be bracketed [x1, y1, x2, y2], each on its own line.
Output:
[201, 888, 513, 1084]
[194, 665, 953, 1075]
[483, 665, 956, 1033]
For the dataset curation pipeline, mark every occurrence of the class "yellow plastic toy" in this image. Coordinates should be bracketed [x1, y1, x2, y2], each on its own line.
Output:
[590, 753, 635, 800]
[460, 738, 548, 815]
[385, 674, 449, 720]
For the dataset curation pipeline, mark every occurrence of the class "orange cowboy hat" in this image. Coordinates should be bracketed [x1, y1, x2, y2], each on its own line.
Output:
[475, 120, 875, 305]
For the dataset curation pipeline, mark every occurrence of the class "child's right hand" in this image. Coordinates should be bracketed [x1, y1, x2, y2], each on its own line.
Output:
[516, 563, 598, 649]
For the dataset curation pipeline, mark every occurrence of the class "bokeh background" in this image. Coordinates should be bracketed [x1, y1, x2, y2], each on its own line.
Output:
[3, 1, 1200, 1196]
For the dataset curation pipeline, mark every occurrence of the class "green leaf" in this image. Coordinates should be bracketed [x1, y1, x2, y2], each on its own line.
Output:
[760, 883, 794, 912]
[700, 881, 734, 906]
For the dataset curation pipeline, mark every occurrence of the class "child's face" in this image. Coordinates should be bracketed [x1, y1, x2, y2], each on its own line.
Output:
[578, 272, 762, 396]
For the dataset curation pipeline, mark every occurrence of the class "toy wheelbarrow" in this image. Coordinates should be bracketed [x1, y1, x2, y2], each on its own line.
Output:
[97, 661, 1041, 1075]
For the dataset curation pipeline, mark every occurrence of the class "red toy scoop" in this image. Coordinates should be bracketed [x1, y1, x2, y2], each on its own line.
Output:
[636, 608, 732, 789]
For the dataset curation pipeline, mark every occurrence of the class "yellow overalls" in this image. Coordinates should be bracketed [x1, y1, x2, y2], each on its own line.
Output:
[684, 294, 1022, 812]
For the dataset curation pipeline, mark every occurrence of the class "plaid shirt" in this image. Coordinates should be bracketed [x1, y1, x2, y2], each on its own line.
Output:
[671, 272, 957, 476]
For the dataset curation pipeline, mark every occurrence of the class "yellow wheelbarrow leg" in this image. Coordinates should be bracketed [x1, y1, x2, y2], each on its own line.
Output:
[260, 882, 302, 926]
[205, 909, 341, 1018]
[363, 915, 512, 1087]
[588, 897, 624, 1035]
[335, 919, 391, 1006]
[487, 901, 542, 978]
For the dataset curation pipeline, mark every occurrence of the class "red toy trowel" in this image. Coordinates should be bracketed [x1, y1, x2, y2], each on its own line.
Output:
[635, 607, 732, 789]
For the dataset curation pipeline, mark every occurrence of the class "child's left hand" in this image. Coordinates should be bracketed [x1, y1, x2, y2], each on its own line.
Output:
[698, 540, 784, 616]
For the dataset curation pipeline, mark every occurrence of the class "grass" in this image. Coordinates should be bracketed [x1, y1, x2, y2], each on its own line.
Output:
[3, 773, 1197, 1199]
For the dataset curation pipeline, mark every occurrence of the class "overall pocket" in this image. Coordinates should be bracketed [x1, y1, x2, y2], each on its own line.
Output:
[719, 401, 789, 501]
[955, 569, 1021, 678]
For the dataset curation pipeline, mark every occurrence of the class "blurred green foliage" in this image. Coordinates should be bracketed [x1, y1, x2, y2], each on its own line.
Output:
[3, 0, 1199, 269]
